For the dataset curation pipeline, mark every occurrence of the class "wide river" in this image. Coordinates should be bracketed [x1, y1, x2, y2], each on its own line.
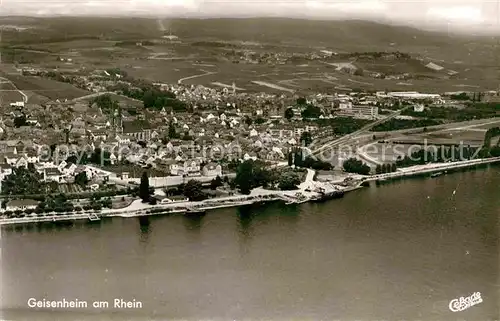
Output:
[1, 167, 499, 321]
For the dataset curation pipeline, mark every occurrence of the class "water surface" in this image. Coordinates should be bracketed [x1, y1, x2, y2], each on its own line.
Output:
[1, 168, 499, 320]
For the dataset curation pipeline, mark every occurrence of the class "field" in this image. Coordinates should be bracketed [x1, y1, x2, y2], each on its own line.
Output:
[0, 74, 90, 101]
[1, 17, 500, 95]
[0, 90, 24, 105]
[0, 81, 24, 104]
[57, 184, 85, 194]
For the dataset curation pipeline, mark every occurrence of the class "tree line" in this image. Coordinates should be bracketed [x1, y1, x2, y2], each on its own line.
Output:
[288, 149, 333, 171]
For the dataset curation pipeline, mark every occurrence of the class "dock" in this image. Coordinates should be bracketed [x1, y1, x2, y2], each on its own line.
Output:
[88, 213, 101, 221]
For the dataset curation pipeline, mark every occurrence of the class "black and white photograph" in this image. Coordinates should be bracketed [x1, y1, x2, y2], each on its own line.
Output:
[0, 0, 498, 320]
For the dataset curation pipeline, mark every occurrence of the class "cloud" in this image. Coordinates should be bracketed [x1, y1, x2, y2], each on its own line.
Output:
[426, 5, 484, 24]
[0, 0, 497, 33]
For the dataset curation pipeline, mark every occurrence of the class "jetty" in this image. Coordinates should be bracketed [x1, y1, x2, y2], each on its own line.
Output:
[88, 213, 101, 221]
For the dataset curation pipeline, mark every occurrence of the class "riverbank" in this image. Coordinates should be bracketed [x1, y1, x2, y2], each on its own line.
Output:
[1, 157, 499, 226]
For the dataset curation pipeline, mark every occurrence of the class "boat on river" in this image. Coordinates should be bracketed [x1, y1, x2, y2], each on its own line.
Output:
[310, 190, 345, 202]
[184, 208, 207, 217]
[430, 171, 444, 178]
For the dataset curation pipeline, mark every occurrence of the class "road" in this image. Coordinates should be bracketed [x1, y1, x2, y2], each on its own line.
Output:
[364, 156, 500, 182]
[70, 91, 142, 103]
[311, 106, 411, 155]
[357, 146, 384, 166]
[177, 70, 218, 84]
[354, 117, 500, 139]
[355, 117, 500, 167]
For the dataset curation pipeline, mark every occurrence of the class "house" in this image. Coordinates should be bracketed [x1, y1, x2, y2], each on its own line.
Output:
[0, 163, 13, 179]
[4, 153, 20, 166]
[249, 129, 258, 137]
[62, 163, 78, 175]
[74, 166, 94, 180]
[413, 104, 425, 112]
[122, 120, 152, 141]
[164, 160, 180, 175]
[183, 160, 200, 175]
[44, 167, 64, 182]
[10, 101, 24, 108]
[339, 101, 353, 110]
[115, 135, 131, 145]
[15, 156, 29, 168]
[243, 153, 258, 161]
[202, 163, 222, 177]
[89, 129, 107, 141]
[6, 199, 40, 211]
[266, 147, 285, 161]
[269, 129, 294, 139]
[24, 149, 39, 163]
[26, 118, 40, 126]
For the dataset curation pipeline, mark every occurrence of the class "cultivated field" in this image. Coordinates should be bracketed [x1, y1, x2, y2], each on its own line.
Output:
[0, 90, 24, 104]
[2, 17, 500, 95]
[1, 73, 90, 101]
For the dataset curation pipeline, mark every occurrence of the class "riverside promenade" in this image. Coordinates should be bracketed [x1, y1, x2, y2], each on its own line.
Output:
[1, 157, 499, 226]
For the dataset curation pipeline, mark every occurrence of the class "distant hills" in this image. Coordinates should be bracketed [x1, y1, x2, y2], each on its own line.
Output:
[1, 17, 498, 65]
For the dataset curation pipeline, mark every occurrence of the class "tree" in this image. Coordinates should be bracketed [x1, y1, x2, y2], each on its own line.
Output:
[210, 175, 223, 190]
[14, 115, 28, 128]
[91, 94, 117, 112]
[183, 179, 206, 201]
[353, 68, 364, 76]
[284, 107, 294, 121]
[235, 161, 254, 194]
[74, 172, 89, 187]
[287, 152, 294, 166]
[342, 158, 370, 175]
[300, 131, 313, 146]
[139, 171, 150, 202]
[143, 90, 156, 108]
[301, 104, 322, 119]
[168, 120, 177, 139]
[391, 163, 397, 172]
[255, 117, 266, 125]
[1, 167, 44, 195]
[296, 97, 307, 105]
[244, 116, 253, 126]
[278, 172, 301, 190]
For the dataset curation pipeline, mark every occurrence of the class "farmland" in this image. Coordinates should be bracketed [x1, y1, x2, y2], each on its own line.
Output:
[1, 17, 500, 97]
[0, 73, 90, 101]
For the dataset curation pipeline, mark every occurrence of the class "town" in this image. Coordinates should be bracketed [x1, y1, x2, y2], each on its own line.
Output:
[1, 64, 500, 222]
[1, 16, 500, 223]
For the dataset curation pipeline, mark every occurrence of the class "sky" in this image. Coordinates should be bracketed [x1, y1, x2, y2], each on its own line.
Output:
[1, 0, 500, 32]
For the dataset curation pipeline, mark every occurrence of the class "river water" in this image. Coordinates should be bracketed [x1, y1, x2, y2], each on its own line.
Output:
[1, 168, 499, 321]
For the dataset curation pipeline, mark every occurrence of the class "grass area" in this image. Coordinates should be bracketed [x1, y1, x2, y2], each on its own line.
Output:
[0, 90, 24, 104]
[3, 74, 90, 100]
[371, 118, 443, 132]
[402, 103, 500, 122]
[58, 184, 85, 194]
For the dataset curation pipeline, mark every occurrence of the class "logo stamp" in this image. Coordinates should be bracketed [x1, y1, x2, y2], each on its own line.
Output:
[449, 292, 483, 312]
